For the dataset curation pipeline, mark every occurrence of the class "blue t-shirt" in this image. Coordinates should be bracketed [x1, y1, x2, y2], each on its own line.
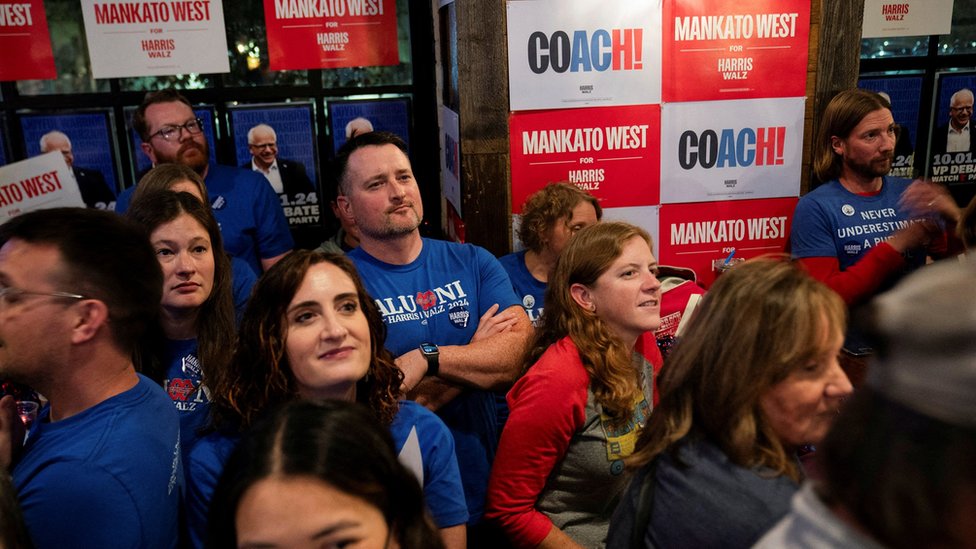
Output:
[348, 238, 521, 523]
[230, 256, 257, 321]
[13, 375, 182, 549]
[498, 250, 546, 327]
[790, 176, 926, 271]
[116, 163, 294, 273]
[391, 400, 469, 528]
[163, 338, 211, 458]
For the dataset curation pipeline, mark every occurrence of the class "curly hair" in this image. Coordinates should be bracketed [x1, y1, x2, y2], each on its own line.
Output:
[208, 250, 402, 431]
[517, 182, 602, 253]
[126, 191, 236, 387]
[525, 222, 654, 423]
[627, 257, 846, 482]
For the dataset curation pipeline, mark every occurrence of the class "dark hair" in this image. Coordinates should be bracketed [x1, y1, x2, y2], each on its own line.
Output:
[527, 222, 653, 422]
[125, 191, 236, 385]
[0, 208, 161, 355]
[517, 182, 602, 253]
[818, 389, 976, 548]
[131, 163, 209, 204]
[132, 89, 194, 141]
[208, 250, 401, 431]
[0, 472, 33, 548]
[333, 131, 409, 195]
[208, 399, 444, 549]
[814, 89, 891, 182]
[627, 258, 846, 482]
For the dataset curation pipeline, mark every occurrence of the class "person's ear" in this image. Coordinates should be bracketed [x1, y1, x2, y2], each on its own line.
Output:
[70, 299, 110, 345]
[140, 142, 158, 165]
[830, 136, 845, 157]
[569, 283, 595, 312]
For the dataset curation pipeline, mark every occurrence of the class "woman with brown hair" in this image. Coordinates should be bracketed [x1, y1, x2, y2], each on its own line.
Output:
[486, 222, 663, 548]
[186, 250, 467, 548]
[607, 258, 853, 549]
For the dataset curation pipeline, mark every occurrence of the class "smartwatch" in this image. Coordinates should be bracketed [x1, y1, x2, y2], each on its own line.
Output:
[419, 342, 440, 377]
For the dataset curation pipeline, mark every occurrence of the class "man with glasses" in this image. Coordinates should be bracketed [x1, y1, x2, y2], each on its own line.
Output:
[242, 123, 314, 196]
[932, 88, 974, 157]
[0, 208, 181, 548]
[117, 89, 293, 273]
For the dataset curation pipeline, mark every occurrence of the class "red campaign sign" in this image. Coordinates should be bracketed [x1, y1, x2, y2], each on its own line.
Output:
[663, 0, 810, 102]
[263, 0, 398, 70]
[509, 105, 661, 214]
[658, 197, 797, 288]
[0, 0, 55, 81]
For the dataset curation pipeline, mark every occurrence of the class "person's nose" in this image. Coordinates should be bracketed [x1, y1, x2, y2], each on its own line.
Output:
[319, 312, 349, 342]
[174, 251, 196, 276]
[824, 357, 853, 399]
[642, 269, 662, 294]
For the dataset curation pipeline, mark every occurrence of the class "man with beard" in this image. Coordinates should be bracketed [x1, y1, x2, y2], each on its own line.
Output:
[336, 132, 531, 543]
[118, 90, 293, 273]
[790, 89, 961, 308]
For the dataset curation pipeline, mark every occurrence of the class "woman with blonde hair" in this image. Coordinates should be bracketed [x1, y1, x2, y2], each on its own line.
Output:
[607, 258, 852, 549]
[486, 222, 663, 548]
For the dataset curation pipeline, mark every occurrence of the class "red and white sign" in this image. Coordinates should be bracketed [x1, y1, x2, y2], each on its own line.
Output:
[658, 197, 796, 287]
[510, 105, 661, 213]
[660, 97, 804, 204]
[663, 0, 810, 102]
[506, 0, 662, 111]
[264, 0, 398, 70]
[0, 0, 55, 81]
[0, 152, 85, 222]
[81, 0, 230, 78]
[862, 0, 953, 38]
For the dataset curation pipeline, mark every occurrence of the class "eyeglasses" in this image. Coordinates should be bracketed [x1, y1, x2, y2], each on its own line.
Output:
[149, 118, 205, 142]
[0, 286, 86, 306]
[249, 142, 277, 150]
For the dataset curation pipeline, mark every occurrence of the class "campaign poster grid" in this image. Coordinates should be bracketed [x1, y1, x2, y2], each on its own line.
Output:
[662, 0, 810, 102]
[264, 0, 399, 71]
[506, 0, 662, 111]
[658, 197, 796, 288]
[509, 104, 661, 213]
[80, 0, 230, 79]
[127, 105, 218, 182]
[0, 0, 56, 81]
[328, 97, 411, 154]
[858, 76, 922, 179]
[927, 72, 976, 186]
[20, 110, 120, 195]
[660, 97, 804, 204]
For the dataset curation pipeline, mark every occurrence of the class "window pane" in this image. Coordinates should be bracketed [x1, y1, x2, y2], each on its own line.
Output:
[861, 36, 929, 59]
[222, 0, 309, 87]
[16, 1, 109, 95]
[321, 0, 413, 88]
[938, 0, 976, 54]
[118, 74, 216, 92]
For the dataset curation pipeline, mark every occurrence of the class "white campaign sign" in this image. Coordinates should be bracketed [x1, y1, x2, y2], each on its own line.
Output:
[81, 0, 230, 78]
[0, 152, 85, 222]
[506, 0, 662, 111]
[862, 0, 953, 38]
[660, 97, 804, 204]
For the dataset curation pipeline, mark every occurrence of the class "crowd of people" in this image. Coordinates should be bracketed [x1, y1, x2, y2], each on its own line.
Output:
[0, 86, 973, 549]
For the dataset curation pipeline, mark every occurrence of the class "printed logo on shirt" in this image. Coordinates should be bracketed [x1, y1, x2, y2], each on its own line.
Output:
[373, 280, 470, 326]
[167, 378, 195, 402]
[522, 294, 536, 309]
[164, 378, 211, 411]
[841, 204, 855, 217]
[844, 243, 862, 256]
[601, 395, 652, 476]
[182, 354, 202, 377]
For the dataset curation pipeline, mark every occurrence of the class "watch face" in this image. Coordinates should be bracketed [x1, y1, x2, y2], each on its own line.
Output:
[420, 343, 438, 354]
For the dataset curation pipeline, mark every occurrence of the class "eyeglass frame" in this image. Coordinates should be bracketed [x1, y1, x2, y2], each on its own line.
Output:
[0, 286, 87, 306]
[148, 118, 205, 142]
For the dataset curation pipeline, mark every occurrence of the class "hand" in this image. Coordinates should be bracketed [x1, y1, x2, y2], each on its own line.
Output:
[409, 377, 462, 411]
[471, 303, 521, 343]
[887, 219, 941, 253]
[900, 179, 961, 223]
[0, 395, 24, 470]
[395, 349, 429, 395]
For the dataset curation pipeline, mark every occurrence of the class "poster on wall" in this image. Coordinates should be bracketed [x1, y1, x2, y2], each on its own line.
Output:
[663, 0, 810, 102]
[858, 76, 922, 179]
[440, 106, 461, 217]
[0, 0, 56, 81]
[660, 97, 804, 204]
[20, 110, 119, 210]
[927, 72, 976, 187]
[229, 103, 321, 244]
[126, 105, 218, 182]
[509, 104, 661, 212]
[80, 0, 230, 78]
[506, 0, 662, 111]
[602, 205, 660, 257]
[861, 0, 953, 38]
[328, 98, 411, 154]
[0, 152, 86, 220]
[263, 0, 398, 71]
[658, 197, 796, 287]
